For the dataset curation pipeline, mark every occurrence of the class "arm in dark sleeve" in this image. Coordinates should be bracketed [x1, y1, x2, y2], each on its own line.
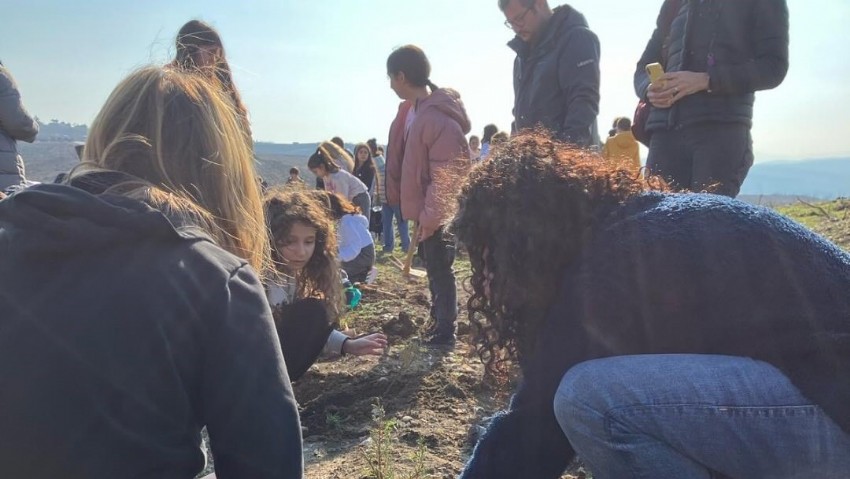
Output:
[460, 377, 576, 479]
[461, 269, 599, 478]
[634, 18, 665, 100]
[0, 67, 38, 143]
[202, 265, 303, 479]
[557, 27, 601, 146]
[708, 0, 789, 94]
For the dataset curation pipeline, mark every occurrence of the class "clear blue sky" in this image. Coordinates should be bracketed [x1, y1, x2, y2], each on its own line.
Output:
[2, 0, 848, 161]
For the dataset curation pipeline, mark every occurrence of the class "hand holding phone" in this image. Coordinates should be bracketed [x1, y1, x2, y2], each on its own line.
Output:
[646, 62, 665, 85]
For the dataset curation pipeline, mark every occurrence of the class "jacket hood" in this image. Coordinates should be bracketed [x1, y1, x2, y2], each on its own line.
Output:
[509, 5, 589, 53]
[417, 88, 472, 135]
[0, 181, 187, 257]
[610, 130, 637, 148]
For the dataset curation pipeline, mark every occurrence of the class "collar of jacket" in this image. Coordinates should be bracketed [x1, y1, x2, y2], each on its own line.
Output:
[68, 170, 215, 243]
[507, 4, 577, 58]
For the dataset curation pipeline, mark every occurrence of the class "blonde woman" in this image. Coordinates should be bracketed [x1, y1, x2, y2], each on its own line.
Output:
[0, 66, 302, 478]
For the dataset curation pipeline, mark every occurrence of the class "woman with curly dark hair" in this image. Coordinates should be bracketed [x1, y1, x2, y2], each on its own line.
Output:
[265, 189, 386, 381]
[456, 132, 850, 479]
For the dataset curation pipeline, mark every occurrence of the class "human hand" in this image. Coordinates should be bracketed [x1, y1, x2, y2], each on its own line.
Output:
[648, 71, 710, 108]
[343, 333, 388, 356]
[418, 223, 437, 242]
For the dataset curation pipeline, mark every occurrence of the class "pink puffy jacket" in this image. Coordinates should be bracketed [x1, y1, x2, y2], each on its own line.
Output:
[386, 89, 471, 236]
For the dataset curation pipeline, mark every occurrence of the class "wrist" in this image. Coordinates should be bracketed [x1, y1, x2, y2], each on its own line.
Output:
[702, 72, 712, 93]
[341, 337, 351, 356]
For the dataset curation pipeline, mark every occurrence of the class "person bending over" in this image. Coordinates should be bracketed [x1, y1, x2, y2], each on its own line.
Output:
[457, 132, 850, 479]
[265, 189, 386, 381]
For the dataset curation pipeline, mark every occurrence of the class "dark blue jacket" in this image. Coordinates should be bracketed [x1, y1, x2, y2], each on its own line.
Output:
[462, 193, 850, 478]
[0, 179, 303, 479]
[634, 0, 789, 131]
[509, 5, 601, 147]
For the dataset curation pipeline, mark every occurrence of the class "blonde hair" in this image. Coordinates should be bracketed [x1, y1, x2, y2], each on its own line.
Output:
[76, 66, 270, 275]
[319, 140, 355, 173]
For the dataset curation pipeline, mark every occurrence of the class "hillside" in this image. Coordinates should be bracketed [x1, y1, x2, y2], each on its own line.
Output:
[778, 198, 850, 250]
[17, 141, 318, 187]
[740, 157, 850, 198]
[16, 138, 850, 199]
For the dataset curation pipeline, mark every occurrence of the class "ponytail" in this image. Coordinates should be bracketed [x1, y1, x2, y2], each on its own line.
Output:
[307, 146, 341, 173]
[425, 79, 438, 91]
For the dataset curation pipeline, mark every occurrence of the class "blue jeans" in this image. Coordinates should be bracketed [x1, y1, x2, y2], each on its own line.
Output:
[554, 354, 850, 479]
[381, 204, 409, 253]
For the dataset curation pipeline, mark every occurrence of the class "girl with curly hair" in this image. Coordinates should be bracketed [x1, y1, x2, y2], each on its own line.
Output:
[309, 190, 376, 284]
[265, 189, 386, 381]
[456, 132, 850, 479]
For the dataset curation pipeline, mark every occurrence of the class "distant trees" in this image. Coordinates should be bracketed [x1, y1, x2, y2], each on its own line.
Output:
[34, 118, 88, 141]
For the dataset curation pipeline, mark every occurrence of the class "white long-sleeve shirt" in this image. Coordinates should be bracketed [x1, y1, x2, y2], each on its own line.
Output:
[324, 169, 368, 201]
[337, 214, 373, 262]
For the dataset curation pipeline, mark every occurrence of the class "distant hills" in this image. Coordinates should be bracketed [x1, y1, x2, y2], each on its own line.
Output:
[15, 134, 850, 200]
[739, 157, 850, 200]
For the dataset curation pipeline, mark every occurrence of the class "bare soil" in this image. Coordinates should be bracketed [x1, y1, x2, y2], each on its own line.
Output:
[296, 252, 584, 478]
[297, 252, 508, 478]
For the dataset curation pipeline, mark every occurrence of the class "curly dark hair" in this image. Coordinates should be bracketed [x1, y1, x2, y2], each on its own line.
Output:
[265, 188, 343, 320]
[310, 189, 361, 218]
[451, 131, 668, 373]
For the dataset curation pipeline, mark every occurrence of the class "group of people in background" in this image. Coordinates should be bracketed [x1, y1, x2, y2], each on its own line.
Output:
[4, 2, 850, 479]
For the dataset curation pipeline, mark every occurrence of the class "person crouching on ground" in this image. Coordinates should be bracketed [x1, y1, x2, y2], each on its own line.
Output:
[265, 189, 386, 381]
[0, 66, 302, 479]
[456, 131, 850, 479]
[311, 190, 376, 284]
[308, 142, 371, 217]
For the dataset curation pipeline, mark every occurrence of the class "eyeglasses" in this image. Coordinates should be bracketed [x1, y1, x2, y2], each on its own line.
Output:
[504, 5, 535, 29]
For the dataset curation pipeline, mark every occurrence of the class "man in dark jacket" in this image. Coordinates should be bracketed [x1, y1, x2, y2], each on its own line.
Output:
[500, 0, 601, 147]
[635, 0, 789, 197]
[0, 61, 39, 190]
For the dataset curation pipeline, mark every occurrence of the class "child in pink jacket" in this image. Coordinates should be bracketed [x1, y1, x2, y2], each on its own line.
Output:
[386, 44, 471, 345]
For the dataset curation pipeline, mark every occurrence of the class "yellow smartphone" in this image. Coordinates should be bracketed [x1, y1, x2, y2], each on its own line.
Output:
[646, 62, 665, 84]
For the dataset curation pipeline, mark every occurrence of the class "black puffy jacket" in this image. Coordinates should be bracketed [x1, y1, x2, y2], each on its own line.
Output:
[634, 0, 789, 131]
[509, 5, 601, 147]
